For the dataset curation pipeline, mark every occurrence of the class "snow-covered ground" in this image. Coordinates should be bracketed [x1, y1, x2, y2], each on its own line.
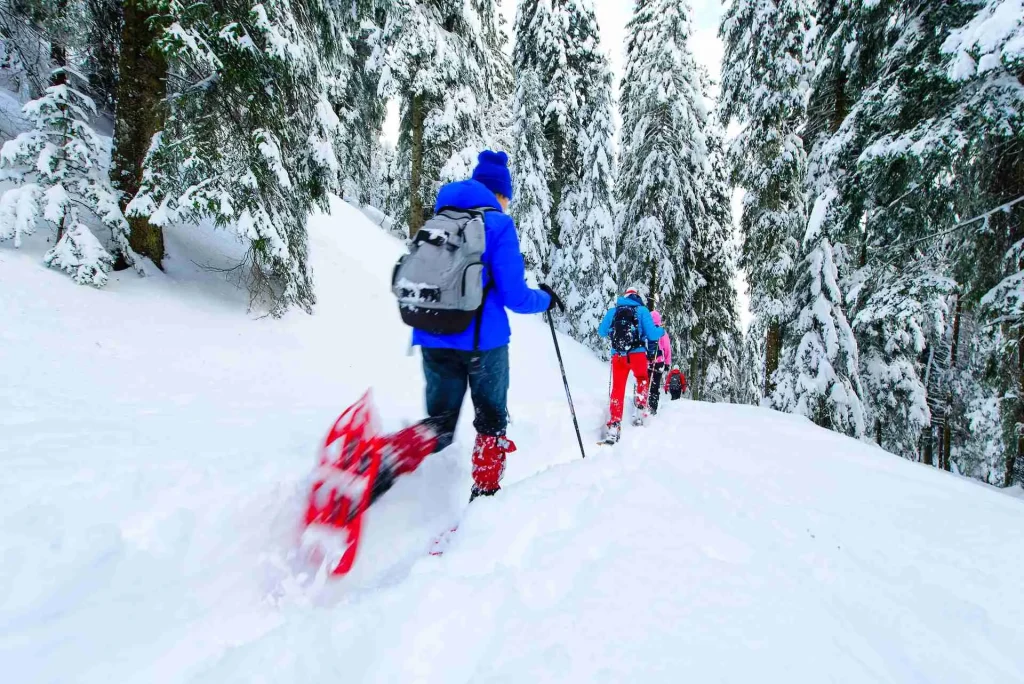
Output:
[2, 199, 1023, 683]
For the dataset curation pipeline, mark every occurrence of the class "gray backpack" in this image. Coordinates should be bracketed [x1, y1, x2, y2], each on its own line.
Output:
[392, 207, 491, 339]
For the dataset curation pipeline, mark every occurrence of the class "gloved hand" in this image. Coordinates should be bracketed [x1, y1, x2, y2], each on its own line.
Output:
[539, 284, 565, 313]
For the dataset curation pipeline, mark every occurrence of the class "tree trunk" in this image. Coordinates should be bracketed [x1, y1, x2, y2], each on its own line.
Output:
[110, 0, 167, 266]
[942, 297, 963, 472]
[1007, 329, 1024, 487]
[408, 93, 425, 238]
[764, 320, 781, 397]
[922, 428, 934, 466]
[875, 419, 882, 447]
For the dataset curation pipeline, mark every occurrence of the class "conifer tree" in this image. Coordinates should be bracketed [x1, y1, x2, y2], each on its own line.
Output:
[719, 0, 810, 401]
[772, 189, 866, 437]
[513, 0, 604, 249]
[550, 58, 617, 351]
[690, 132, 742, 402]
[942, 0, 1024, 485]
[0, 73, 125, 285]
[375, 0, 506, 236]
[333, 2, 385, 206]
[617, 0, 708, 363]
[737, 321, 767, 405]
[129, 0, 357, 314]
[509, 67, 552, 275]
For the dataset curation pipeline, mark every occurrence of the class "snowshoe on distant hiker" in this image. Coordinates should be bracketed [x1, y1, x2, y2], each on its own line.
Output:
[601, 422, 622, 445]
[632, 412, 646, 428]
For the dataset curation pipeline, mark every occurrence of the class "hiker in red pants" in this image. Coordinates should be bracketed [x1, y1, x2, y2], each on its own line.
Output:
[597, 288, 665, 444]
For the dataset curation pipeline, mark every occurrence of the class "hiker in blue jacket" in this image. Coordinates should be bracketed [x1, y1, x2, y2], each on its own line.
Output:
[381, 150, 564, 501]
[597, 288, 664, 442]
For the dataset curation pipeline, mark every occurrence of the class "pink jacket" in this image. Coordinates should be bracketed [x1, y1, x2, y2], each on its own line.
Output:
[650, 311, 671, 366]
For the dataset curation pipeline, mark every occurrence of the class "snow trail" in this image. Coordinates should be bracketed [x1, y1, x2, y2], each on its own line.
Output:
[2, 198, 1023, 683]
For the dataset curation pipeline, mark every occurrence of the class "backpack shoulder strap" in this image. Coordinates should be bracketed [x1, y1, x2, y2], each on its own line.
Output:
[434, 206, 494, 217]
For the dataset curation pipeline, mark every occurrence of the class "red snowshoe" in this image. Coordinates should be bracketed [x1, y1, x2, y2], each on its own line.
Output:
[302, 391, 382, 577]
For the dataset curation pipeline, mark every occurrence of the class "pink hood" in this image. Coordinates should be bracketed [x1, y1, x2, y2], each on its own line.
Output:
[650, 311, 671, 367]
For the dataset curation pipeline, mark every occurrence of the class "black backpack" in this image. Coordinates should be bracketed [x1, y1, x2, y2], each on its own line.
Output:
[669, 373, 683, 392]
[609, 306, 642, 354]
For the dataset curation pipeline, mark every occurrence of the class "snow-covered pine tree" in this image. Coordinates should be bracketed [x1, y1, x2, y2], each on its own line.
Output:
[332, 1, 385, 206]
[128, 0, 356, 314]
[718, 0, 810, 402]
[0, 73, 124, 285]
[549, 56, 617, 352]
[942, 0, 1024, 486]
[471, 0, 512, 155]
[812, 1, 964, 464]
[513, 0, 603, 250]
[772, 189, 866, 437]
[617, 0, 708, 366]
[737, 320, 767, 405]
[375, 0, 507, 236]
[795, 0, 1020, 477]
[369, 135, 401, 230]
[509, 66, 552, 276]
[83, 0, 121, 114]
[848, 267, 952, 458]
[689, 131, 742, 403]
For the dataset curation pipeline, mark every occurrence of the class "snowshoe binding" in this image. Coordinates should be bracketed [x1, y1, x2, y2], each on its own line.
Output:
[601, 422, 622, 445]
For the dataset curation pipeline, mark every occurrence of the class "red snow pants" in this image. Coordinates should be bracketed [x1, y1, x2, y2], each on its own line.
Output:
[608, 352, 650, 425]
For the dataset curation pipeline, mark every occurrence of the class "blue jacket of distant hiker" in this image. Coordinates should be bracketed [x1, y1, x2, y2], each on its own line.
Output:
[597, 296, 665, 356]
[411, 179, 551, 351]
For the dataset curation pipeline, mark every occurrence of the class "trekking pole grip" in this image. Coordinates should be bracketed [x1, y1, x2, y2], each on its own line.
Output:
[547, 313, 587, 460]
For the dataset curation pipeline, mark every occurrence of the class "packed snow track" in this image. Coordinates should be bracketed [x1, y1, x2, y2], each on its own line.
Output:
[2, 199, 1023, 683]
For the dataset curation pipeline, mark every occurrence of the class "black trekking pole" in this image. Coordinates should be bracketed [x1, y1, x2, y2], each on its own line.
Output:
[547, 313, 587, 460]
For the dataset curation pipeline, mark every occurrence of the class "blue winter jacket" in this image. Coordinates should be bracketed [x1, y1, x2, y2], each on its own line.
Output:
[597, 296, 665, 356]
[412, 179, 551, 351]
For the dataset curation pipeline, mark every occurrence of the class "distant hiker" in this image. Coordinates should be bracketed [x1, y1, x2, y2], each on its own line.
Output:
[385, 150, 562, 501]
[647, 310, 671, 415]
[665, 365, 687, 401]
[597, 288, 665, 443]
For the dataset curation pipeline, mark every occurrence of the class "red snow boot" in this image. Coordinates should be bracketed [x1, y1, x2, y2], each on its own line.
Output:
[373, 422, 439, 500]
[471, 434, 516, 499]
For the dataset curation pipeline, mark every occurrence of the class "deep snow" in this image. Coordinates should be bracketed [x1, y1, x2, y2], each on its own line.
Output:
[2, 198, 1023, 683]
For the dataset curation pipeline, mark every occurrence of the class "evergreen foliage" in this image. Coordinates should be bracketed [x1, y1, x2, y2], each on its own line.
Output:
[719, 0, 810, 402]
[0, 75, 126, 285]
[618, 0, 708, 368]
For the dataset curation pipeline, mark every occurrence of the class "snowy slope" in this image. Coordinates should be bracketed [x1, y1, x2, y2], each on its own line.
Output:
[2, 199, 1024, 683]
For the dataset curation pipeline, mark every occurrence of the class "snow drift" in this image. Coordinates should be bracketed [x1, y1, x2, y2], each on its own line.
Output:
[2, 199, 1023, 683]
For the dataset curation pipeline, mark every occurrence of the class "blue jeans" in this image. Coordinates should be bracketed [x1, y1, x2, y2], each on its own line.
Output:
[421, 345, 509, 452]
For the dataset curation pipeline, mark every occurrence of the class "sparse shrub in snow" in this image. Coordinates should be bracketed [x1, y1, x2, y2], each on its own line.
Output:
[43, 221, 112, 286]
[0, 76, 129, 285]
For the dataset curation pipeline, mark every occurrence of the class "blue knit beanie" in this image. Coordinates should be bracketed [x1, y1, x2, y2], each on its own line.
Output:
[472, 150, 513, 200]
